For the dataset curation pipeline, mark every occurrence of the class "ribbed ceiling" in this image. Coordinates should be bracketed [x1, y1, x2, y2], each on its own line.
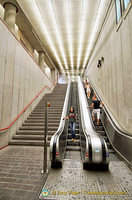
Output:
[17, 0, 109, 75]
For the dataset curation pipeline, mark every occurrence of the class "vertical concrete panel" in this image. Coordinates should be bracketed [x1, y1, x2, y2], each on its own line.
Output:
[85, 4, 132, 133]
[10, 43, 21, 138]
[17, 54, 25, 128]
[11, 43, 21, 121]
[0, 20, 54, 148]
[121, 15, 132, 132]
[1, 33, 16, 128]
[128, 8, 132, 44]
[0, 24, 8, 128]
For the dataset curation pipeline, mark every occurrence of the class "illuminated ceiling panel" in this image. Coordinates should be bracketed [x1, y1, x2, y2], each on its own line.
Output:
[17, 0, 110, 74]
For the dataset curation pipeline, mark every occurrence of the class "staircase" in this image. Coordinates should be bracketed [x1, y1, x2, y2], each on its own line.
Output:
[9, 84, 67, 146]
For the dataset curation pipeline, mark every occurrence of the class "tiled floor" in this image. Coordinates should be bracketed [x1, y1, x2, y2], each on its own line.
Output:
[40, 154, 132, 200]
[0, 146, 132, 200]
[0, 146, 50, 200]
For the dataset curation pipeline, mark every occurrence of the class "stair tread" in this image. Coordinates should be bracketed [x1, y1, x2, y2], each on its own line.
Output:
[9, 140, 45, 143]
[22, 123, 59, 126]
[66, 146, 81, 151]
[10, 84, 67, 146]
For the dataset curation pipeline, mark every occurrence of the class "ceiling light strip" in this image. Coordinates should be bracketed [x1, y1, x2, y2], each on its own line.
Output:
[77, 0, 87, 69]
[82, 0, 106, 69]
[66, 0, 74, 69]
[49, 0, 68, 70]
[18, 0, 64, 70]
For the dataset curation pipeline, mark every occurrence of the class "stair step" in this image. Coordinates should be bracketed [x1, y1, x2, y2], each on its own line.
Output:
[30, 112, 62, 115]
[10, 84, 67, 147]
[96, 131, 106, 136]
[108, 149, 115, 153]
[93, 122, 102, 126]
[16, 130, 55, 135]
[22, 123, 59, 126]
[13, 135, 44, 140]
[29, 113, 61, 117]
[67, 139, 80, 146]
[95, 126, 104, 131]
[68, 129, 79, 133]
[34, 108, 62, 112]
[68, 134, 80, 139]
[27, 116, 60, 120]
[102, 136, 109, 142]
[66, 146, 81, 151]
[25, 119, 60, 123]
[9, 140, 50, 146]
[107, 142, 112, 149]
[19, 126, 58, 130]
[33, 107, 63, 110]
[36, 104, 64, 107]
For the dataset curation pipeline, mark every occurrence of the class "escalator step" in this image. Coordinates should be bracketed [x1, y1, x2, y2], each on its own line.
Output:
[66, 146, 81, 151]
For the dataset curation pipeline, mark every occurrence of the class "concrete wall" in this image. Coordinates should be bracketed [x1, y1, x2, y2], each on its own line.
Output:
[0, 19, 55, 148]
[18, 29, 34, 56]
[85, 2, 132, 134]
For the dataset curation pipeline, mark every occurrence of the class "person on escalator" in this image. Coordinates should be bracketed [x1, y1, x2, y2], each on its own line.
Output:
[63, 106, 77, 142]
[86, 82, 91, 99]
[87, 94, 104, 127]
[84, 79, 88, 95]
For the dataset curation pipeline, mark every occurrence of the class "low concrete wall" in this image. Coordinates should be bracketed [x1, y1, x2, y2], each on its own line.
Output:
[85, 2, 132, 134]
[0, 19, 55, 148]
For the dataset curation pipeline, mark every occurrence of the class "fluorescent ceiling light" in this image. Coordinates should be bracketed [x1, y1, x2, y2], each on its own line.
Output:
[17, 0, 64, 70]
[77, 0, 87, 69]
[66, 0, 73, 69]
[82, 0, 107, 68]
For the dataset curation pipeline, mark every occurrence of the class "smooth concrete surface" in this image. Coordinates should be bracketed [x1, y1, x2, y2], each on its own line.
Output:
[18, 29, 34, 56]
[0, 19, 56, 149]
[85, 2, 132, 134]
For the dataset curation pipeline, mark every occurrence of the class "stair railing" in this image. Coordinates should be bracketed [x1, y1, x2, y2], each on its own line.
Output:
[0, 79, 57, 133]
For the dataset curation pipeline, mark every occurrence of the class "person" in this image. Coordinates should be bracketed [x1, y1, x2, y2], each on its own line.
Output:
[86, 82, 91, 99]
[63, 106, 77, 142]
[84, 79, 88, 95]
[87, 94, 104, 126]
[84, 79, 88, 85]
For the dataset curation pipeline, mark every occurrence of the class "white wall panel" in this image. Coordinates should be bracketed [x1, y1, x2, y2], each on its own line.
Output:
[0, 20, 56, 147]
[85, 5, 132, 134]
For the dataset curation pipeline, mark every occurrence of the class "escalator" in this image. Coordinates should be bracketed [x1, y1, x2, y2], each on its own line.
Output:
[50, 78, 109, 169]
[87, 94, 115, 155]
[65, 82, 81, 160]
[50, 81, 82, 166]
[87, 78, 132, 167]
[39, 77, 132, 200]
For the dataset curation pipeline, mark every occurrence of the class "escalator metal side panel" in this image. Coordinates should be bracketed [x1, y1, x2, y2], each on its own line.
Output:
[50, 81, 71, 166]
[88, 77, 132, 166]
[78, 76, 109, 166]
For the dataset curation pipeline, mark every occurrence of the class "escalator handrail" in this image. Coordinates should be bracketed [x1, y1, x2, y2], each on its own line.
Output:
[78, 76, 108, 164]
[78, 76, 99, 137]
[50, 81, 71, 160]
[88, 77, 132, 138]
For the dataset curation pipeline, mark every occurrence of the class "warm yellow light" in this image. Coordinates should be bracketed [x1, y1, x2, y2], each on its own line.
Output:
[77, 0, 87, 69]
[17, 0, 64, 71]
[82, 0, 107, 69]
